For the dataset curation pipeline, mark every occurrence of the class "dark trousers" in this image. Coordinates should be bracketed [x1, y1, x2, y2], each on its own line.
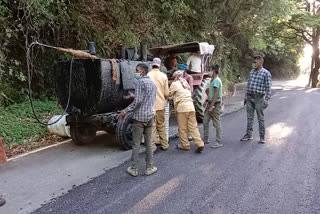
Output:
[132, 119, 154, 168]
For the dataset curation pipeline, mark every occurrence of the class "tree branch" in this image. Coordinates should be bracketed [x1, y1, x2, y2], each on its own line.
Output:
[284, 23, 313, 44]
[296, 32, 313, 45]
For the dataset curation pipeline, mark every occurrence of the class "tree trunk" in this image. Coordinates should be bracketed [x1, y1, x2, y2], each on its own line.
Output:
[310, 26, 320, 88]
[310, 61, 319, 88]
[307, 58, 314, 87]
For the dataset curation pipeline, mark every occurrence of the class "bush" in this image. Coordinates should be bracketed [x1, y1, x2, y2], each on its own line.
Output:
[0, 99, 62, 146]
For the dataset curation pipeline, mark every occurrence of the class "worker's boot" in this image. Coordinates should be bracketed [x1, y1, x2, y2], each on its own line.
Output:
[0, 198, 6, 207]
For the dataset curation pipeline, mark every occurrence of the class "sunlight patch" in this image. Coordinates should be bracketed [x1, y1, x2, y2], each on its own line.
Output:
[126, 176, 182, 213]
[266, 122, 294, 144]
[279, 96, 288, 100]
[305, 88, 319, 93]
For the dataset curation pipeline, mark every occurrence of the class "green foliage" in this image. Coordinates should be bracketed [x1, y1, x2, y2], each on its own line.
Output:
[0, 0, 73, 103]
[0, 0, 313, 103]
[0, 99, 62, 146]
[1, 0, 316, 147]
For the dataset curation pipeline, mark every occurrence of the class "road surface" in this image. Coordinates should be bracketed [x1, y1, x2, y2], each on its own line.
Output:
[32, 85, 320, 214]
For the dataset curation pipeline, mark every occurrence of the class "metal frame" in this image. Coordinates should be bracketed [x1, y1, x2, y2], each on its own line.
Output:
[149, 41, 215, 86]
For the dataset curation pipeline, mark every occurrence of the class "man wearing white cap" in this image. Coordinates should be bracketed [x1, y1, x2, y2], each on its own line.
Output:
[148, 58, 169, 153]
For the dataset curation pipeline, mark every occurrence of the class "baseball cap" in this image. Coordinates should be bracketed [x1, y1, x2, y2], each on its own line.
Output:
[151, 58, 161, 67]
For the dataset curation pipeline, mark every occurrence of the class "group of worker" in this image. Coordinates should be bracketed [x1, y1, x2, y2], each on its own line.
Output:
[120, 54, 272, 177]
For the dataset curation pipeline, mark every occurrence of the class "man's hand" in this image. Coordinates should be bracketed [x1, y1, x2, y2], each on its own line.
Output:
[119, 111, 126, 120]
[264, 100, 269, 109]
[244, 98, 247, 106]
[208, 105, 215, 112]
[203, 100, 208, 108]
[123, 92, 134, 100]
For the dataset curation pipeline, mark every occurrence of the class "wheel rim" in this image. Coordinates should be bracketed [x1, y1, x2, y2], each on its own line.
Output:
[125, 122, 133, 142]
[116, 113, 134, 149]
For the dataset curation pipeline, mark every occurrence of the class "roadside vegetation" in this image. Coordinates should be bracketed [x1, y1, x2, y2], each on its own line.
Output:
[0, 0, 319, 148]
[0, 100, 62, 146]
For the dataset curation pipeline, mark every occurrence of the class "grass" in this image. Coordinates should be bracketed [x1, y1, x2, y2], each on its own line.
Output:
[0, 99, 63, 147]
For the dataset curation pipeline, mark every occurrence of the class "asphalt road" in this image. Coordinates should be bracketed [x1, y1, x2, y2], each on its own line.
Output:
[33, 85, 320, 214]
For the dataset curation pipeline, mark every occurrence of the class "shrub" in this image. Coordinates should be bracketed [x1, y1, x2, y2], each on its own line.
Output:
[0, 99, 62, 146]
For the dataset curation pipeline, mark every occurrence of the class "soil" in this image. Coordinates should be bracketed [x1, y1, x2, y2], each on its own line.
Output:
[5, 134, 67, 158]
[224, 82, 235, 100]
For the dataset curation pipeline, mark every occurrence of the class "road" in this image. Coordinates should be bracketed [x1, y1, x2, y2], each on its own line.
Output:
[0, 81, 248, 214]
[31, 84, 320, 214]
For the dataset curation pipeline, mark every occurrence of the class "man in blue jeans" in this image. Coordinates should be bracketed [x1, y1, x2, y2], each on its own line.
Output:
[120, 63, 157, 177]
[241, 56, 272, 144]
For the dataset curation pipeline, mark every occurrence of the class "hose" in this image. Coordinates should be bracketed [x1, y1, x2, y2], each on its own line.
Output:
[27, 42, 73, 126]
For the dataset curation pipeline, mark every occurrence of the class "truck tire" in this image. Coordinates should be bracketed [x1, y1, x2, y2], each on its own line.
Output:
[116, 112, 134, 150]
[70, 125, 97, 145]
[193, 78, 211, 123]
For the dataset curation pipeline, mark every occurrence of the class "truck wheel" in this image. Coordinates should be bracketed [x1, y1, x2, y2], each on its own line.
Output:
[116, 112, 134, 150]
[193, 78, 211, 123]
[70, 125, 97, 145]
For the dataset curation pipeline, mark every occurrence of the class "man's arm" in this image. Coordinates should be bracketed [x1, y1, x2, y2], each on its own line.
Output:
[123, 81, 144, 115]
[209, 87, 219, 111]
[188, 76, 194, 93]
[169, 82, 177, 97]
[245, 71, 252, 99]
[187, 57, 192, 70]
[244, 71, 252, 105]
[265, 72, 272, 101]
[123, 91, 134, 100]
[203, 87, 209, 107]
[164, 77, 169, 100]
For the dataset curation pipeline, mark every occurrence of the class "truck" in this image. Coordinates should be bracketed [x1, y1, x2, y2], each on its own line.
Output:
[55, 41, 215, 149]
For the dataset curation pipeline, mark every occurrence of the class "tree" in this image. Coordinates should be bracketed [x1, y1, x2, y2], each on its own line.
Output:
[283, 0, 320, 87]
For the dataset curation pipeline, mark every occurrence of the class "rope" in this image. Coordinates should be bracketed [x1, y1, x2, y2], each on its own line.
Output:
[110, 59, 120, 84]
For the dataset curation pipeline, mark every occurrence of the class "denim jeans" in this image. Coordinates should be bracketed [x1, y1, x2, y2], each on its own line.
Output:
[246, 94, 265, 138]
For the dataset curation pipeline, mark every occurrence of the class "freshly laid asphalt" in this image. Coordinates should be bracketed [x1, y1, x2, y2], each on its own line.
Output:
[0, 82, 247, 214]
[32, 84, 320, 214]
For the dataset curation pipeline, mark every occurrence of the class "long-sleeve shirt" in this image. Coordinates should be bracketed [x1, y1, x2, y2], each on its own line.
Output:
[123, 76, 156, 122]
[246, 67, 272, 100]
[148, 68, 169, 110]
[169, 81, 195, 113]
